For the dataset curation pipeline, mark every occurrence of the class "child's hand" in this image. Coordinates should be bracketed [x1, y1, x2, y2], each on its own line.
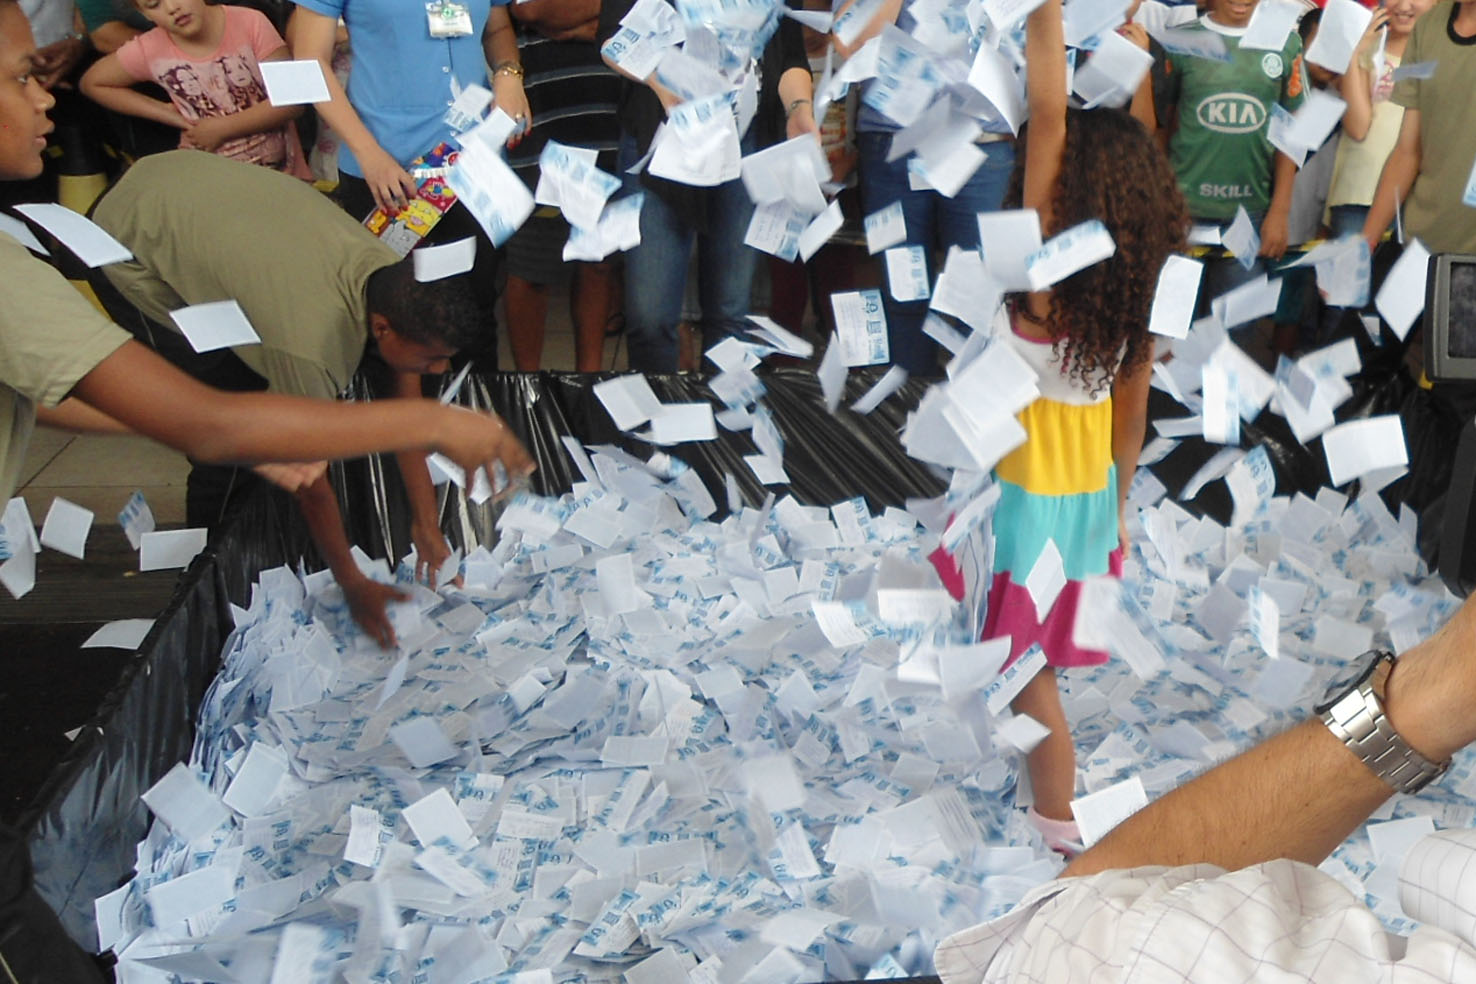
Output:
[1117, 22, 1151, 51]
[1258, 209, 1290, 260]
[183, 116, 233, 152]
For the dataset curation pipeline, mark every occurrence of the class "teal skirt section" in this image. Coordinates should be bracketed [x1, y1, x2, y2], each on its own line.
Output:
[992, 465, 1119, 582]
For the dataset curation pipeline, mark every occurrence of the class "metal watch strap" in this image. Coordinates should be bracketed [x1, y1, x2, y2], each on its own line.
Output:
[1320, 653, 1449, 795]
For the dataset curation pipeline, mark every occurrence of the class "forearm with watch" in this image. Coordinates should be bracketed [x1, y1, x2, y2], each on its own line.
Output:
[1065, 599, 1476, 879]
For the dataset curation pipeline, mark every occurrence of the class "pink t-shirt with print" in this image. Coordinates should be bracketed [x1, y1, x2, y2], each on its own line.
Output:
[115, 6, 309, 178]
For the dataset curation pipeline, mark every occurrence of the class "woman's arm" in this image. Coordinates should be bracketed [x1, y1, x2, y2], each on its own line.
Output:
[777, 65, 817, 141]
[287, 5, 416, 209]
[180, 47, 303, 151]
[483, 4, 530, 143]
[1339, 9, 1388, 141]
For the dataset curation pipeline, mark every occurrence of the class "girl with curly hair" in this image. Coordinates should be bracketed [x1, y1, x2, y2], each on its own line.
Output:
[987, 0, 1188, 854]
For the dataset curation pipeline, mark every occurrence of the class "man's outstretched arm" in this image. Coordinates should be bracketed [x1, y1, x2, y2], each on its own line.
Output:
[70, 340, 535, 481]
[1066, 593, 1476, 877]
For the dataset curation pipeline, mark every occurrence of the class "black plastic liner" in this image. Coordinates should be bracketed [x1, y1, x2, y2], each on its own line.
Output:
[12, 326, 1463, 980]
[339, 368, 946, 567]
[1148, 271, 1466, 554]
[12, 369, 944, 980]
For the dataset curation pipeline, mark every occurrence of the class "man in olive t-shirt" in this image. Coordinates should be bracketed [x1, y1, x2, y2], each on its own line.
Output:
[0, 230, 130, 502]
[95, 151, 404, 402]
[1364, 0, 1476, 255]
[92, 151, 486, 647]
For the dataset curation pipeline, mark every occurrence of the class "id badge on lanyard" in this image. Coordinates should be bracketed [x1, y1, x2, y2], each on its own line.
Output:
[427, 0, 473, 38]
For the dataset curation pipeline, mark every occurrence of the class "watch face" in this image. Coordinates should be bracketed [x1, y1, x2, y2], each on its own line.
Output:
[1314, 649, 1387, 715]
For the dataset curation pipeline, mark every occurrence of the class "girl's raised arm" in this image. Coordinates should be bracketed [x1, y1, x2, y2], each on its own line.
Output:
[1022, 0, 1067, 232]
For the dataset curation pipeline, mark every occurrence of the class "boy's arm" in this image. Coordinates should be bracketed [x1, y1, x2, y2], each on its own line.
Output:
[79, 53, 189, 129]
[37, 397, 328, 494]
[69, 340, 535, 488]
[393, 372, 456, 588]
[35, 397, 132, 435]
[295, 473, 409, 648]
[287, 5, 416, 210]
[778, 64, 818, 141]
[1362, 108, 1420, 252]
[1258, 151, 1296, 259]
[180, 47, 303, 152]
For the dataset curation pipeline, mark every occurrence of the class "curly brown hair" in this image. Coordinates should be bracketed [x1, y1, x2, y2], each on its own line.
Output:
[1001, 106, 1189, 396]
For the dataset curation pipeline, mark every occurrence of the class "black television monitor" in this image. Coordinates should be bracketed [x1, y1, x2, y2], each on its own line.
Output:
[1425, 253, 1476, 383]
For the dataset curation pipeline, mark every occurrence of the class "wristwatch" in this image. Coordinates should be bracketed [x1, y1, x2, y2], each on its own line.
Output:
[1314, 649, 1449, 795]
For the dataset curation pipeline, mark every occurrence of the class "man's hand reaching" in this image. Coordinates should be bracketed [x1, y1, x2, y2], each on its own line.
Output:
[341, 575, 410, 649]
[410, 519, 457, 589]
[434, 406, 535, 491]
[252, 460, 328, 494]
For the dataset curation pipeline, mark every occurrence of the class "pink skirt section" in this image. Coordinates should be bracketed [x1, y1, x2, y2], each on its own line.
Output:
[987, 547, 1124, 670]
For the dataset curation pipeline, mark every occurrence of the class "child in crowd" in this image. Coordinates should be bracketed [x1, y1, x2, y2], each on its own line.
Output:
[1275, 7, 1341, 356]
[989, 0, 1187, 853]
[1159, 0, 1306, 353]
[79, 0, 308, 176]
[1325, 0, 1435, 239]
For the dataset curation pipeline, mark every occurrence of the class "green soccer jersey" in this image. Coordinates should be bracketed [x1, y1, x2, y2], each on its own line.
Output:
[1164, 16, 1308, 222]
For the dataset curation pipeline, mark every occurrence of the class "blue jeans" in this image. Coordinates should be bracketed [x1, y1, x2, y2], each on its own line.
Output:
[857, 131, 1015, 377]
[618, 132, 759, 372]
[1327, 204, 1369, 241]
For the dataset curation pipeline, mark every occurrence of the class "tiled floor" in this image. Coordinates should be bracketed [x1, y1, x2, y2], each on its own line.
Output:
[16, 287, 610, 525]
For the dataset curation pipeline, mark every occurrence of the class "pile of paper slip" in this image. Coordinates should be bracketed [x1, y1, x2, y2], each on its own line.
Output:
[94, 402, 1476, 981]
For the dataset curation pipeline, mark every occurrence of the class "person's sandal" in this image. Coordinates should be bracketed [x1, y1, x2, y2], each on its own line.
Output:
[1027, 807, 1084, 859]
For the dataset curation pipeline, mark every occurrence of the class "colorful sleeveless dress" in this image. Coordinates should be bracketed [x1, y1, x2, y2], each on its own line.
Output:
[984, 312, 1123, 668]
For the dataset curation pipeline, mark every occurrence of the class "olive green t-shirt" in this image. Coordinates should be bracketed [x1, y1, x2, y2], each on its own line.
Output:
[0, 232, 131, 500]
[93, 151, 399, 400]
[1164, 16, 1308, 222]
[1392, 2, 1476, 254]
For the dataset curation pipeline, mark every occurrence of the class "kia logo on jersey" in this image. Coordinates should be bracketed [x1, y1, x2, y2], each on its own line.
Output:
[1195, 93, 1266, 134]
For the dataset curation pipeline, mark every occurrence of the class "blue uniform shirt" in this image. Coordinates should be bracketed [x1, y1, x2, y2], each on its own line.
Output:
[295, 0, 508, 175]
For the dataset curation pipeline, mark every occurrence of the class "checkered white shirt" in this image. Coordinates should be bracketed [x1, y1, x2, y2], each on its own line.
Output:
[936, 831, 1476, 983]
